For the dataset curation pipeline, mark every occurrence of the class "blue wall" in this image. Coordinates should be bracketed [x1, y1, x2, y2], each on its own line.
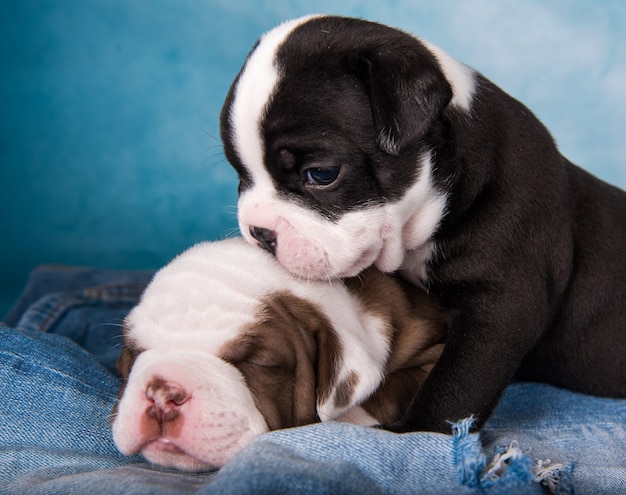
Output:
[1, 0, 625, 315]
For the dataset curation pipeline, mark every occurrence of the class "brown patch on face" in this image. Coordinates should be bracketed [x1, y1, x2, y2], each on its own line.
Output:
[219, 291, 343, 431]
[111, 320, 141, 422]
[343, 267, 448, 424]
[332, 371, 359, 410]
[116, 345, 139, 380]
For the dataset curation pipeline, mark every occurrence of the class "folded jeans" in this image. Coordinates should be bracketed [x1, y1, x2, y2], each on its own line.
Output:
[0, 265, 624, 494]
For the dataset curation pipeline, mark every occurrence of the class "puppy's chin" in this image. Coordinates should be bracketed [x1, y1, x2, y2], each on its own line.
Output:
[278, 246, 377, 280]
[142, 440, 218, 472]
[274, 235, 382, 280]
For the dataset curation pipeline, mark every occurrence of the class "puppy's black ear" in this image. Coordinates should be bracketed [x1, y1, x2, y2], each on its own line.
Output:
[349, 46, 452, 155]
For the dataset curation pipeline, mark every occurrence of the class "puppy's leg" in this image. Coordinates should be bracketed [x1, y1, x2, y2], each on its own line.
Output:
[382, 288, 543, 433]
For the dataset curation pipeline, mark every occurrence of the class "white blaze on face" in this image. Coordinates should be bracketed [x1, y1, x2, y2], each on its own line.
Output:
[229, 15, 316, 185]
[111, 239, 290, 471]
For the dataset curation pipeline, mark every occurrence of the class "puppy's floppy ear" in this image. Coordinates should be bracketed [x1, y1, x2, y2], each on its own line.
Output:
[111, 321, 141, 422]
[243, 292, 389, 425]
[115, 322, 140, 380]
[348, 44, 452, 155]
[262, 294, 380, 422]
[311, 309, 389, 423]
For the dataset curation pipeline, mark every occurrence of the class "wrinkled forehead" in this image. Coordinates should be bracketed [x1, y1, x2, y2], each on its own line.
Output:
[124, 296, 259, 354]
[123, 241, 292, 353]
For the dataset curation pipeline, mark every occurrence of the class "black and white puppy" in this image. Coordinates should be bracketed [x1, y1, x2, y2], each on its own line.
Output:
[220, 15, 626, 433]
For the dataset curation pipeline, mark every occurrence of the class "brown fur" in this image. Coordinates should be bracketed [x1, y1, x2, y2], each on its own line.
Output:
[219, 291, 343, 430]
[111, 329, 141, 420]
[344, 268, 448, 424]
[218, 271, 448, 429]
[332, 371, 360, 410]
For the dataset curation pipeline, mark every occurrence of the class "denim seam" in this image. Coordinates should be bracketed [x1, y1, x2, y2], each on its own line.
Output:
[15, 283, 146, 334]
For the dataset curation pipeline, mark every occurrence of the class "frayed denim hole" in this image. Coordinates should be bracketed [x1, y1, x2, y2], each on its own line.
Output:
[451, 416, 486, 488]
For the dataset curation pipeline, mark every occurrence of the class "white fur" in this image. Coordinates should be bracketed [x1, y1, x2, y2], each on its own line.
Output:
[422, 40, 476, 112]
[113, 238, 393, 470]
[124, 239, 285, 353]
[335, 406, 378, 426]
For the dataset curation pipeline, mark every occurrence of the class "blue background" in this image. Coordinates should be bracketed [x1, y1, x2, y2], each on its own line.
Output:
[1, 0, 625, 316]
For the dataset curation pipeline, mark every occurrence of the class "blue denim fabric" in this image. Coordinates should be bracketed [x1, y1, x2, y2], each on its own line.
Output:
[2, 265, 154, 374]
[1, 265, 625, 494]
[215, 383, 626, 495]
[0, 326, 216, 495]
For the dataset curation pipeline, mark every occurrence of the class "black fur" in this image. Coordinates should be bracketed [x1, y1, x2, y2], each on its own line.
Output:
[221, 16, 626, 433]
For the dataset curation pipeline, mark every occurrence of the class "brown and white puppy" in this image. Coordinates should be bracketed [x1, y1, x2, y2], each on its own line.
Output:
[220, 15, 626, 434]
[111, 237, 445, 471]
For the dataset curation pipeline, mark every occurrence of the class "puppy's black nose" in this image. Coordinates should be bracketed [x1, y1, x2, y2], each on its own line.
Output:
[249, 226, 277, 255]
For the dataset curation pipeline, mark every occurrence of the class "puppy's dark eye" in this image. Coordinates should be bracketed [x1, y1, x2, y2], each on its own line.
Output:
[304, 166, 342, 187]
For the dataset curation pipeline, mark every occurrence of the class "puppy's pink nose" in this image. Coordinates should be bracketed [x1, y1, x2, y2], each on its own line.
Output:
[249, 226, 277, 255]
[145, 378, 189, 423]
